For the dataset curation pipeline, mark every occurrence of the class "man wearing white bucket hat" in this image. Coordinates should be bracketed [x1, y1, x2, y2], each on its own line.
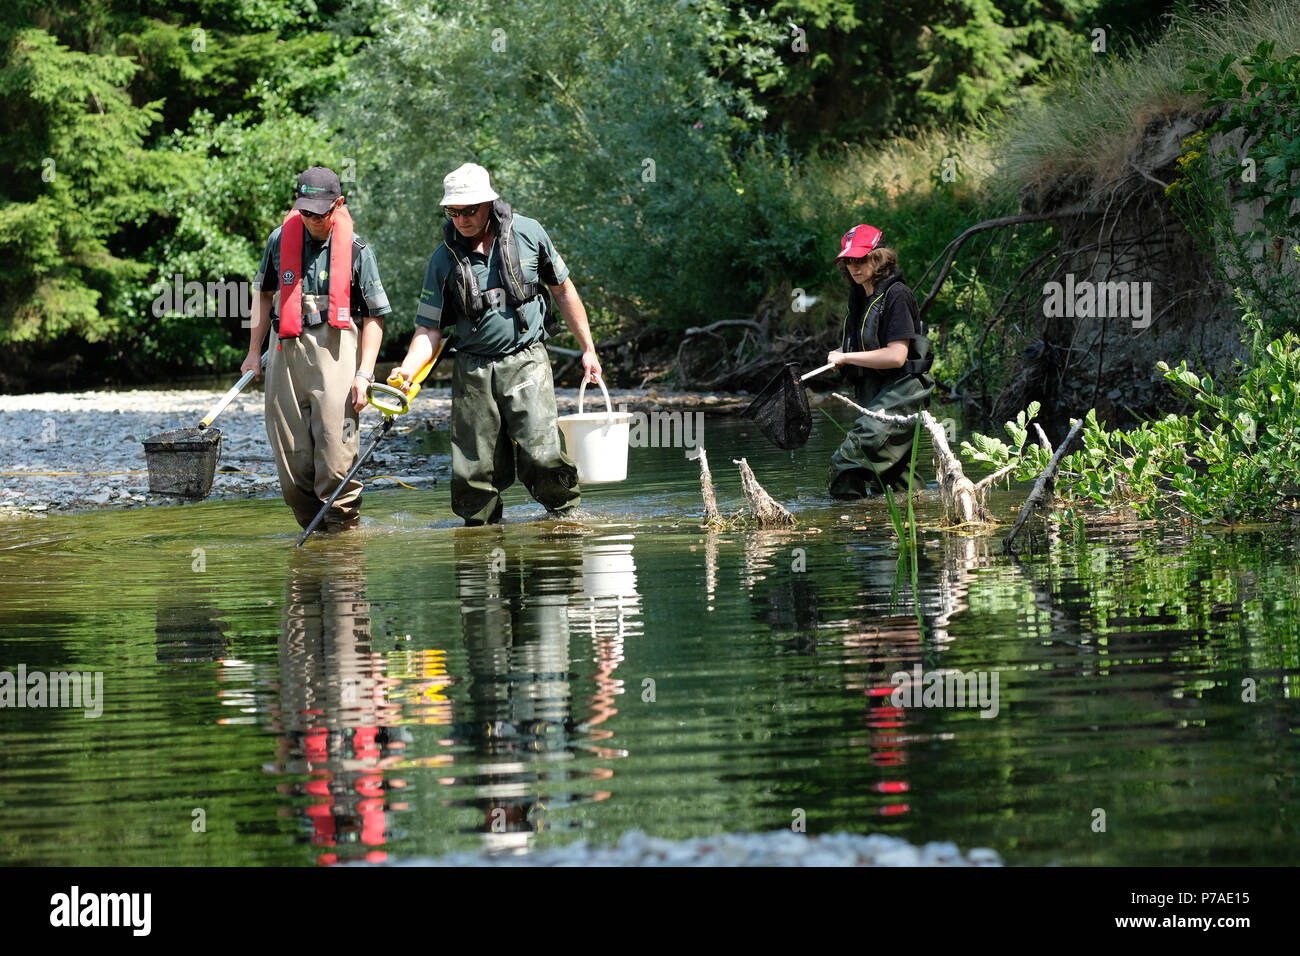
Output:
[391, 163, 602, 525]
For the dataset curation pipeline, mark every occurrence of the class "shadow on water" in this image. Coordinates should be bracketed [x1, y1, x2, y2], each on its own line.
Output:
[0, 412, 1298, 864]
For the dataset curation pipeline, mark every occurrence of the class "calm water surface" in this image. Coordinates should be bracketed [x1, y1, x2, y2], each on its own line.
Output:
[1, 409, 1297, 865]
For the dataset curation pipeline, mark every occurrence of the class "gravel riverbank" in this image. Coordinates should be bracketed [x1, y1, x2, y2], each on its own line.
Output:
[0, 384, 746, 518]
[381, 829, 1005, 867]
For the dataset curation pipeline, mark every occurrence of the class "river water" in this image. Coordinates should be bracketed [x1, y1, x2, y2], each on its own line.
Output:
[0, 406, 1297, 865]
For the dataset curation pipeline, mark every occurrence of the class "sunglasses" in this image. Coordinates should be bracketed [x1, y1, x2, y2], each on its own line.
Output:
[300, 202, 337, 221]
[842, 255, 871, 265]
[445, 204, 482, 220]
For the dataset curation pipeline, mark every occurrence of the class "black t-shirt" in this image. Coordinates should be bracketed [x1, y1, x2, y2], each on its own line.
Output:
[843, 272, 920, 353]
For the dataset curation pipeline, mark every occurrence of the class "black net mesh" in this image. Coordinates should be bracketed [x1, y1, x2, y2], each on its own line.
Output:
[742, 364, 812, 450]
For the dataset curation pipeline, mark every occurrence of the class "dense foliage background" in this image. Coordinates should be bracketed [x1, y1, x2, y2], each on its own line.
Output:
[0, 0, 1236, 388]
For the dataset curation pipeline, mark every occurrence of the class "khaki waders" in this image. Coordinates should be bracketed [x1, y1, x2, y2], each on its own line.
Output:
[265, 320, 362, 530]
[451, 342, 580, 525]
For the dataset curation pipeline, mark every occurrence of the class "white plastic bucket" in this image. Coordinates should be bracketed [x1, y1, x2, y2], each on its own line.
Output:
[557, 376, 632, 483]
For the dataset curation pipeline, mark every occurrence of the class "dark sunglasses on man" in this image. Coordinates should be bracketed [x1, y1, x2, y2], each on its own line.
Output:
[445, 204, 482, 220]
[300, 199, 340, 221]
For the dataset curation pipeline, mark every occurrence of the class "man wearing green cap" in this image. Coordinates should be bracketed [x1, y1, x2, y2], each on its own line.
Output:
[390, 163, 601, 526]
[241, 166, 391, 531]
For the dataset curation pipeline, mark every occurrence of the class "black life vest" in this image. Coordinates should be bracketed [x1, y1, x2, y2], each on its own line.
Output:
[840, 270, 934, 383]
[441, 200, 553, 334]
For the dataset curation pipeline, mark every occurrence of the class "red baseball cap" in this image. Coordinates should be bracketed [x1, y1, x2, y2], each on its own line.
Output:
[836, 224, 883, 260]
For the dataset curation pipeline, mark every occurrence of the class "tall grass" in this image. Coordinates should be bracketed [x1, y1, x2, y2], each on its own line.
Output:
[991, 0, 1300, 201]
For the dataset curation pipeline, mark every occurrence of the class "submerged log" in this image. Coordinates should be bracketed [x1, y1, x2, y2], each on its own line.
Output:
[1002, 417, 1084, 553]
[830, 393, 989, 525]
[732, 457, 796, 528]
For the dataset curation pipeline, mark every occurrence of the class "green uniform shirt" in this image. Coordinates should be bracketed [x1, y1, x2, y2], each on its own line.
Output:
[254, 222, 392, 324]
[414, 212, 569, 357]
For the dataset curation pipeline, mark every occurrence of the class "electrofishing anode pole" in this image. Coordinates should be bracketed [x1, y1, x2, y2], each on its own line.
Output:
[296, 339, 448, 547]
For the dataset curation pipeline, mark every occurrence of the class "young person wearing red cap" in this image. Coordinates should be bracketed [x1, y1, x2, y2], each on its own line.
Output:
[241, 166, 392, 531]
[390, 163, 602, 525]
[826, 224, 935, 499]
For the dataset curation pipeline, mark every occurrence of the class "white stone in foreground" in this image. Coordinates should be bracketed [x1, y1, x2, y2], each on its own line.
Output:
[376, 829, 1004, 867]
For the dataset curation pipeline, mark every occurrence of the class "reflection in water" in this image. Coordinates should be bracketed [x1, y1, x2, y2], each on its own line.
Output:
[930, 534, 988, 642]
[571, 535, 637, 761]
[155, 598, 229, 664]
[7, 413, 1300, 867]
[753, 533, 989, 820]
[265, 544, 407, 866]
[853, 537, 987, 815]
[446, 529, 639, 854]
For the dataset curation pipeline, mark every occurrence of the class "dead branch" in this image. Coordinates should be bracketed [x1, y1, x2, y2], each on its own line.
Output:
[974, 461, 1020, 492]
[683, 319, 771, 347]
[1033, 423, 1052, 452]
[1002, 417, 1085, 553]
[830, 393, 988, 524]
[732, 457, 796, 528]
[918, 206, 1102, 318]
[695, 447, 722, 526]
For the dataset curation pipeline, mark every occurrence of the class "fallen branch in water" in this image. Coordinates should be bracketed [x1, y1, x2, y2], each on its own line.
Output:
[733, 457, 796, 528]
[1002, 418, 1084, 553]
[830, 394, 988, 525]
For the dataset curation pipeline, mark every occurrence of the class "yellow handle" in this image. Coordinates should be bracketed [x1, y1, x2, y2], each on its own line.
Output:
[387, 340, 445, 403]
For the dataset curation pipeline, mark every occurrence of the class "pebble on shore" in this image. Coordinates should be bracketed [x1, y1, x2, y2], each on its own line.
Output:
[0, 385, 452, 518]
[0, 384, 744, 519]
[380, 829, 1004, 867]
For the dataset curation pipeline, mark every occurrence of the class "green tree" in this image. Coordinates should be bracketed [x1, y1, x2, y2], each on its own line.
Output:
[331, 0, 797, 336]
[0, 1, 351, 380]
[0, 28, 185, 347]
[740, 0, 1177, 145]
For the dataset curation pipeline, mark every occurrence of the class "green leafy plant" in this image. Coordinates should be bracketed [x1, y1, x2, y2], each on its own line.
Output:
[1176, 40, 1300, 330]
[963, 295, 1300, 524]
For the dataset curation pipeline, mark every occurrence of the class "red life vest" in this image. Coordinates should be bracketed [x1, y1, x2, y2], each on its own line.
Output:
[278, 203, 354, 337]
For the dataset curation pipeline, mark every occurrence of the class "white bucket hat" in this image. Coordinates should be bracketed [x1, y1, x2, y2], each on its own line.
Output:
[440, 163, 499, 206]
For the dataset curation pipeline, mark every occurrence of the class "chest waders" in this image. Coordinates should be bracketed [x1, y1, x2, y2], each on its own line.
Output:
[440, 205, 578, 525]
[829, 278, 936, 498]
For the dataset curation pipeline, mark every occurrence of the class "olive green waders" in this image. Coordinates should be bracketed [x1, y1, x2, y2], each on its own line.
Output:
[265, 320, 363, 531]
[451, 342, 581, 525]
[829, 368, 935, 498]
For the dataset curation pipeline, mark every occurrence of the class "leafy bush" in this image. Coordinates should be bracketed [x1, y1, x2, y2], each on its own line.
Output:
[329, 0, 799, 338]
[963, 294, 1300, 523]
[1171, 40, 1300, 331]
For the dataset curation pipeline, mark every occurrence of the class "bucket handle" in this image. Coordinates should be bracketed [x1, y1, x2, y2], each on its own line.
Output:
[576, 374, 614, 423]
